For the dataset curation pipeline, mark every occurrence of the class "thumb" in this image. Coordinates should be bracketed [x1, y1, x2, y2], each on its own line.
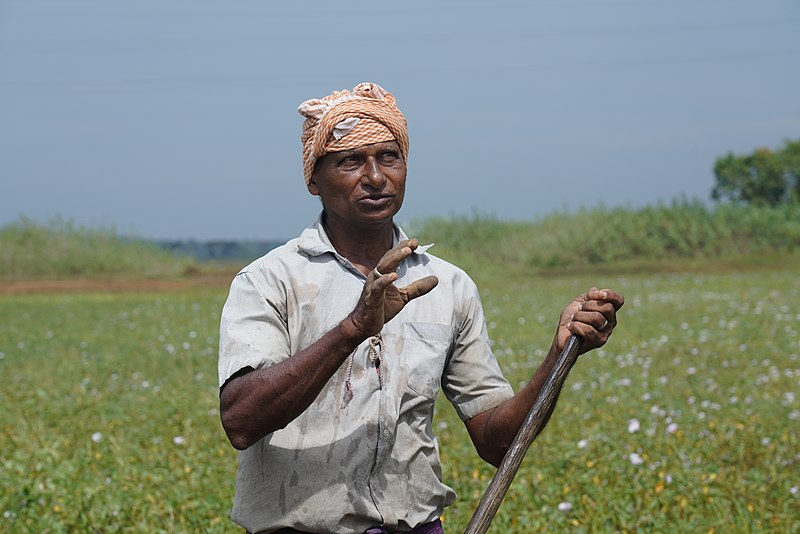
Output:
[401, 276, 439, 302]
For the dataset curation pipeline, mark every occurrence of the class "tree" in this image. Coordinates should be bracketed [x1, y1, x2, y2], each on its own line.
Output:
[781, 138, 800, 202]
[711, 138, 800, 205]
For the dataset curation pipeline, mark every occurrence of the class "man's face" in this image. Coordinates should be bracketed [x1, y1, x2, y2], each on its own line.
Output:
[307, 140, 406, 227]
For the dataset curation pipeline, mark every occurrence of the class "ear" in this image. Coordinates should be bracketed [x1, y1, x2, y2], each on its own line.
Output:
[306, 175, 320, 196]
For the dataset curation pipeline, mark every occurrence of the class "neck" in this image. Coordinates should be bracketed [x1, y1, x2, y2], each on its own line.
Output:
[322, 212, 395, 275]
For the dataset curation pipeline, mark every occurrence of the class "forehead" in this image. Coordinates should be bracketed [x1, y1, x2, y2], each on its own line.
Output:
[325, 140, 401, 158]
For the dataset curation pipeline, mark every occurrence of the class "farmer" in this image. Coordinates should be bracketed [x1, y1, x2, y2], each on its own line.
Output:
[218, 82, 623, 533]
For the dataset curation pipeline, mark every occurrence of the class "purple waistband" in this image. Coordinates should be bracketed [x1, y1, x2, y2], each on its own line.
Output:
[366, 518, 444, 534]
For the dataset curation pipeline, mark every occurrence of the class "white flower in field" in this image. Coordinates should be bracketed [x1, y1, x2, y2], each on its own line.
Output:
[666, 423, 679, 434]
[558, 501, 572, 514]
[687, 367, 697, 375]
[577, 439, 588, 449]
[790, 486, 798, 496]
[790, 410, 800, 421]
[173, 436, 186, 446]
[665, 474, 673, 484]
[761, 438, 770, 447]
[629, 453, 644, 465]
[91, 432, 103, 443]
[628, 419, 640, 433]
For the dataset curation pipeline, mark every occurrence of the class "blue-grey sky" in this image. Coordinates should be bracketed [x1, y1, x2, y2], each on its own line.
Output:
[1, 0, 798, 240]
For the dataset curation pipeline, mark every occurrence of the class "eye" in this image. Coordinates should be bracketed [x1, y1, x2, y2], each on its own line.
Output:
[379, 151, 400, 163]
[338, 155, 361, 168]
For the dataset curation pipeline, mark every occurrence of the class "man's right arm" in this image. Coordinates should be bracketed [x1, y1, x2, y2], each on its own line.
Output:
[219, 316, 365, 450]
[219, 239, 438, 450]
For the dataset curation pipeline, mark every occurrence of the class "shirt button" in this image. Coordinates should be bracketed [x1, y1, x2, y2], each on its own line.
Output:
[383, 430, 389, 437]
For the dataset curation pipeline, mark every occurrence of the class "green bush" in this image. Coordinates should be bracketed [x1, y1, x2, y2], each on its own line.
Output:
[410, 199, 800, 271]
[0, 217, 194, 280]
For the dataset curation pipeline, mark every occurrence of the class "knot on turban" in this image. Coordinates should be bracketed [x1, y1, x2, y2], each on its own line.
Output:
[298, 82, 409, 185]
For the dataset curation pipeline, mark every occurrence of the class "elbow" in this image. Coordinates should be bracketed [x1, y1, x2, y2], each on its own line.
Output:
[226, 428, 253, 451]
[220, 405, 266, 450]
[220, 404, 284, 450]
[221, 411, 252, 451]
[479, 448, 506, 469]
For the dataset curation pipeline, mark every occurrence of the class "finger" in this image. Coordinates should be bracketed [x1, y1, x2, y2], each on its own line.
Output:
[400, 275, 439, 302]
[586, 287, 625, 310]
[578, 300, 617, 323]
[369, 270, 398, 289]
[571, 310, 611, 332]
[566, 319, 606, 343]
[376, 238, 419, 274]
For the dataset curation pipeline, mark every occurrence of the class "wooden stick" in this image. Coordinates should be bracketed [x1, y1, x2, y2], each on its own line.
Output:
[464, 334, 583, 534]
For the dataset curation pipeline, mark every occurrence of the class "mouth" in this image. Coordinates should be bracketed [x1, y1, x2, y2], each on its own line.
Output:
[358, 194, 394, 208]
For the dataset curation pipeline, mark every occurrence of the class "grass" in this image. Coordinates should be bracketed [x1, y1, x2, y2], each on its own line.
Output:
[409, 199, 800, 274]
[1, 261, 798, 532]
[4, 199, 800, 281]
[0, 217, 195, 280]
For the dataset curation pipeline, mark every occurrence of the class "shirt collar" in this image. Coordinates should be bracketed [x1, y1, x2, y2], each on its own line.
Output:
[297, 213, 433, 257]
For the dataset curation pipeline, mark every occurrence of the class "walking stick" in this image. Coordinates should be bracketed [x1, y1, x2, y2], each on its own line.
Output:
[464, 334, 583, 534]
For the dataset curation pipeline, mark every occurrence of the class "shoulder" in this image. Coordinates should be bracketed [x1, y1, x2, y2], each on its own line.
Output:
[228, 238, 305, 299]
[238, 238, 302, 275]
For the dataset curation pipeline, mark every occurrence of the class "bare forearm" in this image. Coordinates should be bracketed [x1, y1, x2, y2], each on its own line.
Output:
[470, 340, 565, 466]
[220, 318, 364, 450]
[467, 287, 624, 467]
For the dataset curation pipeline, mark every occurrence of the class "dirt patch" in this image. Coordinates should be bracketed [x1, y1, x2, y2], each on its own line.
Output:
[0, 274, 234, 295]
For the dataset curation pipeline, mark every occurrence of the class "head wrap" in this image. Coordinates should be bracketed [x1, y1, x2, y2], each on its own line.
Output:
[298, 82, 409, 185]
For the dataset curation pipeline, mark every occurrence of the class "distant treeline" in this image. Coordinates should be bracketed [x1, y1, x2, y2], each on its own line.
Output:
[154, 240, 283, 262]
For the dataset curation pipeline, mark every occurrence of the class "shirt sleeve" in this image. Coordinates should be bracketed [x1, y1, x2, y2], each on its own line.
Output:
[218, 270, 291, 388]
[441, 275, 514, 420]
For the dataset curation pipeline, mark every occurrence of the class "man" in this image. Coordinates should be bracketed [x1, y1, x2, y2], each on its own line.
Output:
[218, 82, 623, 533]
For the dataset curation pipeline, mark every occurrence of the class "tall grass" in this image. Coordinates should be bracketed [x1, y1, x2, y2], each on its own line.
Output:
[410, 199, 800, 272]
[0, 217, 195, 280]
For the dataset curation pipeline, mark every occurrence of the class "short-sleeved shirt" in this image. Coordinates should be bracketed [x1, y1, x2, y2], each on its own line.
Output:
[218, 216, 514, 533]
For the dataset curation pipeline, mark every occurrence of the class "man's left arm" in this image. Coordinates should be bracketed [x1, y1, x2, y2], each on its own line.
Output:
[465, 287, 624, 467]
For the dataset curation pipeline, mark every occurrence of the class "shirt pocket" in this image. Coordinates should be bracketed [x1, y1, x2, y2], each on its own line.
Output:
[402, 322, 454, 399]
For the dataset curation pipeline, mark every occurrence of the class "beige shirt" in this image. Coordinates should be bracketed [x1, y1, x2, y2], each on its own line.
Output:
[218, 217, 514, 533]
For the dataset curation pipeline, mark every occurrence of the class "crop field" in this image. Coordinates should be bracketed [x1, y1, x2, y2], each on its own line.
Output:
[1, 265, 798, 532]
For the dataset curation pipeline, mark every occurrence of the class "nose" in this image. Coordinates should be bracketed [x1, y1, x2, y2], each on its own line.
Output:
[362, 156, 386, 189]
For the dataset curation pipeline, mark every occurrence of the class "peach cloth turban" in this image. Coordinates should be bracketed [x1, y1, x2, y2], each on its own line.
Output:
[298, 82, 409, 185]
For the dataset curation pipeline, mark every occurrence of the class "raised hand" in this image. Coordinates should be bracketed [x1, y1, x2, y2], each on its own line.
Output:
[347, 239, 439, 338]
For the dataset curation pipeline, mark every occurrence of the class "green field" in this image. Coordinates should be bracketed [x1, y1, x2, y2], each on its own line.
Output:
[1, 263, 799, 532]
